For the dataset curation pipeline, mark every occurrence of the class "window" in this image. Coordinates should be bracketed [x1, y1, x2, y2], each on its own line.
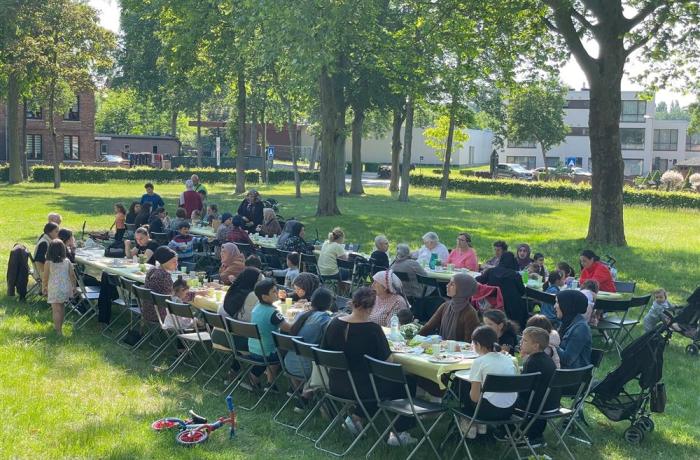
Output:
[152, 145, 158, 154]
[686, 132, 700, 152]
[63, 135, 80, 160]
[568, 127, 590, 136]
[100, 143, 107, 154]
[620, 128, 645, 150]
[565, 100, 590, 109]
[653, 129, 678, 151]
[654, 157, 671, 171]
[620, 100, 647, 122]
[64, 95, 80, 121]
[124, 144, 130, 153]
[545, 157, 561, 168]
[623, 159, 644, 176]
[468, 145, 474, 164]
[506, 156, 536, 169]
[25, 134, 42, 160]
[506, 139, 536, 148]
[25, 101, 42, 119]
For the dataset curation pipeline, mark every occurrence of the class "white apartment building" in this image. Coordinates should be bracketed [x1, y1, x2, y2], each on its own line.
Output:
[501, 90, 700, 175]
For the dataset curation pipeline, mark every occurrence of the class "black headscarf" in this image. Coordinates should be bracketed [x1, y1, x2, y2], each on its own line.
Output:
[223, 267, 261, 319]
[277, 219, 299, 248]
[557, 290, 589, 336]
[292, 272, 320, 301]
[498, 251, 520, 271]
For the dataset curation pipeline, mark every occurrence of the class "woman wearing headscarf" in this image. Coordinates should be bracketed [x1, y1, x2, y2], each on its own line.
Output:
[291, 272, 321, 303]
[285, 287, 334, 379]
[277, 221, 312, 254]
[369, 270, 410, 327]
[476, 251, 528, 330]
[143, 246, 178, 323]
[277, 219, 298, 248]
[390, 243, 430, 298]
[237, 189, 264, 230]
[555, 290, 592, 369]
[257, 208, 282, 237]
[133, 202, 152, 228]
[227, 215, 254, 246]
[515, 243, 533, 271]
[419, 273, 480, 341]
[219, 243, 245, 285]
[179, 179, 203, 218]
[221, 267, 263, 322]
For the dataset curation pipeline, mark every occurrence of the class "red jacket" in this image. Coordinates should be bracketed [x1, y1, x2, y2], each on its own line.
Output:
[181, 190, 203, 218]
[579, 261, 616, 292]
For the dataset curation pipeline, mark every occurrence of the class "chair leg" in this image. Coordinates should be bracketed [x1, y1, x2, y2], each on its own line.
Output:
[407, 412, 446, 460]
[296, 394, 328, 442]
[239, 366, 285, 411]
[202, 353, 235, 395]
[365, 412, 400, 458]
[272, 378, 305, 430]
[449, 412, 475, 460]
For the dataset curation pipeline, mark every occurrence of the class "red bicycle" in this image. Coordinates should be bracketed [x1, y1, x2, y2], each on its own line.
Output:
[151, 396, 237, 446]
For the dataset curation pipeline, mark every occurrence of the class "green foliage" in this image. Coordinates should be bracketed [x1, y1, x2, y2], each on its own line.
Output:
[28, 166, 260, 184]
[424, 115, 470, 162]
[409, 171, 700, 209]
[655, 100, 691, 121]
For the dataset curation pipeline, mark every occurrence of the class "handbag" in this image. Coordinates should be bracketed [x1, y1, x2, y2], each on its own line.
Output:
[104, 240, 126, 258]
[650, 382, 667, 413]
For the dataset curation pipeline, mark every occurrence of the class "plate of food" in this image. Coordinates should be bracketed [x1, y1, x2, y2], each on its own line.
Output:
[428, 354, 463, 364]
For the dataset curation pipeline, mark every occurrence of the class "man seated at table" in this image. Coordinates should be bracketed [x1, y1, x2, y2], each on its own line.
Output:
[482, 240, 508, 270]
[370, 235, 390, 270]
[125, 227, 159, 265]
[140, 183, 165, 209]
[413, 232, 449, 265]
[168, 221, 199, 263]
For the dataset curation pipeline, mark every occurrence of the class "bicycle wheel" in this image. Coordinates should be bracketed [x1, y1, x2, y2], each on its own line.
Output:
[176, 429, 209, 446]
[151, 418, 185, 431]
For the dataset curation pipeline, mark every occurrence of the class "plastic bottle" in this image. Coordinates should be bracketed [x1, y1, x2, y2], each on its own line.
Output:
[390, 314, 401, 341]
[429, 253, 438, 270]
[521, 270, 529, 284]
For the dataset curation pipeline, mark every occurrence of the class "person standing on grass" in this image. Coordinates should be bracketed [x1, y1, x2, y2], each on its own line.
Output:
[140, 183, 165, 209]
[42, 239, 76, 336]
[237, 189, 264, 230]
[191, 174, 207, 195]
[113, 203, 127, 241]
[179, 179, 203, 218]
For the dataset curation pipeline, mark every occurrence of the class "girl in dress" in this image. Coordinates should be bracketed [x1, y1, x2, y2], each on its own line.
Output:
[42, 239, 76, 336]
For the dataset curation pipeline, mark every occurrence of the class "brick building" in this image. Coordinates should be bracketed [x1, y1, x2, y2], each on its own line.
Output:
[0, 90, 97, 165]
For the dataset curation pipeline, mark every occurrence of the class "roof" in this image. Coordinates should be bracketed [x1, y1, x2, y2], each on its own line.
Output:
[95, 133, 181, 143]
[677, 157, 700, 167]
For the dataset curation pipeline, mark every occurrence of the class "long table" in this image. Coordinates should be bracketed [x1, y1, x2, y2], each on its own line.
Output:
[75, 248, 152, 283]
[188, 225, 279, 249]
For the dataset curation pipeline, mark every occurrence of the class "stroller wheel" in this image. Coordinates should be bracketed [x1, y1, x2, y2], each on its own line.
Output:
[686, 344, 699, 356]
[624, 425, 644, 444]
[637, 416, 655, 433]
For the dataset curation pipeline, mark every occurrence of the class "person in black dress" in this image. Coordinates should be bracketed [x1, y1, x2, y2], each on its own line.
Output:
[476, 251, 528, 330]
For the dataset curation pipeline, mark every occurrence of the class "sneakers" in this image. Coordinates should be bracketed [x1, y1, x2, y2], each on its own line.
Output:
[477, 424, 487, 435]
[293, 397, 308, 414]
[387, 431, 419, 446]
[342, 416, 363, 436]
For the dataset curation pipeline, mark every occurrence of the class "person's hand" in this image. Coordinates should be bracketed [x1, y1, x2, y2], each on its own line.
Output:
[228, 275, 235, 283]
[42, 288, 48, 296]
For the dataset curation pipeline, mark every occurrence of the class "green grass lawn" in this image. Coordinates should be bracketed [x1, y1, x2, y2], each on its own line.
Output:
[1, 180, 699, 459]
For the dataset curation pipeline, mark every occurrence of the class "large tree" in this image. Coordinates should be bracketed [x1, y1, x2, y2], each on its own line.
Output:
[540, 0, 700, 245]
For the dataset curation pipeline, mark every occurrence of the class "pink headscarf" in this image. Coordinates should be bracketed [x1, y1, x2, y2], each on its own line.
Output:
[221, 242, 241, 264]
[372, 270, 402, 294]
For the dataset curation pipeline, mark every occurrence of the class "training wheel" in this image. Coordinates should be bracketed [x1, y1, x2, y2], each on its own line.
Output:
[624, 425, 644, 445]
[637, 416, 655, 433]
[686, 344, 699, 356]
[151, 418, 184, 431]
[176, 429, 209, 446]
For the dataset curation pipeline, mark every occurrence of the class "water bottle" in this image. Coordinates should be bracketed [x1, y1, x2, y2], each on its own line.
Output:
[429, 253, 438, 270]
[521, 270, 529, 284]
[390, 314, 401, 341]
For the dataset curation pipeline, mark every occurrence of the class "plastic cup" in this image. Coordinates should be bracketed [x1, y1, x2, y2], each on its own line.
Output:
[447, 340, 457, 352]
[285, 297, 293, 306]
[215, 290, 223, 301]
[431, 343, 441, 355]
[447, 264, 455, 272]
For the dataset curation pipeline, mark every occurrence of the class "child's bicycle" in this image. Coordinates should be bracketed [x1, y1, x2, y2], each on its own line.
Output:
[151, 396, 237, 446]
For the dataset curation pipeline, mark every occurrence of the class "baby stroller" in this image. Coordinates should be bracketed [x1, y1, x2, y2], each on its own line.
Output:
[588, 322, 672, 444]
[668, 287, 700, 356]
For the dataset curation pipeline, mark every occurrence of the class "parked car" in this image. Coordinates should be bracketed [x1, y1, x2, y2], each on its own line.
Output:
[98, 154, 130, 167]
[497, 163, 534, 180]
[570, 167, 592, 177]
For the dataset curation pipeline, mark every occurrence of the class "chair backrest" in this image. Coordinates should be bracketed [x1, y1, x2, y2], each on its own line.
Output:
[416, 273, 439, 288]
[300, 253, 319, 274]
[614, 280, 637, 294]
[547, 365, 593, 390]
[210, 327, 233, 350]
[228, 318, 261, 340]
[594, 298, 632, 313]
[336, 258, 355, 271]
[151, 292, 171, 325]
[292, 338, 318, 360]
[365, 355, 406, 385]
[481, 372, 541, 394]
[151, 232, 169, 245]
[630, 294, 652, 308]
[311, 347, 349, 371]
[118, 276, 134, 294]
[165, 299, 195, 319]
[524, 286, 556, 304]
[235, 242, 253, 256]
[201, 309, 227, 329]
[394, 271, 410, 282]
[590, 348, 605, 368]
[272, 331, 302, 354]
[132, 284, 154, 307]
[126, 223, 136, 231]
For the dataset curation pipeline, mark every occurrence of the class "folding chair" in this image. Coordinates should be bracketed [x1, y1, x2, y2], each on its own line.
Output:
[26, 254, 44, 305]
[165, 300, 212, 381]
[102, 275, 135, 339]
[592, 298, 633, 357]
[271, 331, 306, 430]
[151, 232, 169, 246]
[301, 252, 319, 275]
[614, 280, 637, 294]
[227, 318, 284, 411]
[618, 294, 652, 345]
[235, 242, 254, 257]
[258, 246, 281, 269]
[524, 286, 556, 315]
[509, 365, 593, 460]
[416, 274, 446, 298]
[394, 271, 410, 283]
[335, 258, 355, 292]
[448, 372, 541, 460]
[111, 278, 143, 344]
[293, 339, 325, 442]
[353, 261, 373, 287]
[69, 264, 101, 330]
[200, 310, 237, 395]
[147, 292, 180, 364]
[364, 355, 447, 460]
[310, 347, 381, 457]
[277, 249, 292, 269]
[127, 285, 163, 352]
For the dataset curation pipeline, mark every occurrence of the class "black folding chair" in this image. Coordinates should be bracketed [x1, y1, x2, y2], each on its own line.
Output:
[259, 246, 281, 269]
[227, 319, 284, 411]
[448, 373, 541, 460]
[292, 339, 324, 442]
[148, 292, 179, 364]
[235, 242, 254, 257]
[201, 310, 237, 395]
[165, 300, 212, 381]
[101, 275, 136, 340]
[151, 232, 169, 246]
[310, 347, 381, 457]
[619, 294, 652, 344]
[301, 252, 319, 275]
[592, 298, 634, 357]
[524, 286, 556, 315]
[416, 273, 446, 298]
[614, 280, 637, 294]
[271, 332, 306, 429]
[111, 277, 143, 344]
[364, 356, 447, 460]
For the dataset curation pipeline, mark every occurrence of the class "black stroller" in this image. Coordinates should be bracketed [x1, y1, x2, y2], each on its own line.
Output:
[668, 287, 700, 356]
[589, 322, 672, 444]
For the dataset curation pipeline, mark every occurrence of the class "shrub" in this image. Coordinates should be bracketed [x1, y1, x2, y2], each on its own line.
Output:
[267, 169, 320, 183]
[29, 165, 260, 184]
[690, 173, 700, 189]
[660, 170, 684, 191]
[0, 165, 8, 182]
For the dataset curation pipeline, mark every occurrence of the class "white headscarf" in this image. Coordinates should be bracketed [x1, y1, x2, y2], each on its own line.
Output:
[185, 179, 194, 190]
[373, 270, 402, 294]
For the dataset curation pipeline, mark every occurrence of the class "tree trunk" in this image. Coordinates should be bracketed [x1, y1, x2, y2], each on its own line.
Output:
[250, 111, 257, 157]
[235, 70, 247, 194]
[586, 65, 626, 246]
[170, 109, 178, 137]
[261, 105, 268, 184]
[349, 107, 365, 195]
[316, 68, 341, 216]
[439, 98, 457, 200]
[335, 106, 347, 195]
[196, 102, 202, 167]
[21, 109, 28, 179]
[398, 95, 414, 202]
[285, 109, 302, 198]
[389, 107, 404, 192]
[7, 72, 23, 184]
[309, 135, 318, 170]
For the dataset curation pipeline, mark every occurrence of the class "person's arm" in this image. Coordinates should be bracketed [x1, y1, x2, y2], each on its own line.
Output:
[69, 264, 78, 290]
[438, 245, 449, 263]
[336, 244, 348, 260]
[419, 303, 446, 336]
[157, 195, 165, 208]
[271, 309, 292, 333]
[42, 263, 50, 295]
[557, 325, 588, 367]
[470, 381, 482, 403]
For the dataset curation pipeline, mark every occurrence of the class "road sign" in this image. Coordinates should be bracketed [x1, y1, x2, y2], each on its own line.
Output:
[266, 146, 275, 160]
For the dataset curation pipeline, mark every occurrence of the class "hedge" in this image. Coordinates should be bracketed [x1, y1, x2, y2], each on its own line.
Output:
[0, 165, 8, 182]
[28, 165, 260, 184]
[409, 171, 700, 209]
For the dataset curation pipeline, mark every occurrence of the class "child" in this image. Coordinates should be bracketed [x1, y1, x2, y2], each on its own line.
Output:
[191, 209, 202, 222]
[168, 222, 197, 262]
[527, 263, 542, 281]
[517, 326, 560, 447]
[113, 203, 127, 241]
[557, 261, 576, 286]
[483, 309, 519, 355]
[397, 308, 415, 326]
[284, 252, 300, 287]
[580, 279, 599, 325]
[163, 278, 198, 330]
[205, 204, 219, 225]
[525, 315, 561, 368]
[42, 239, 77, 335]
[248, 279, 292, 386]
[541, 270, 565, 326]
[532, 253, 548, 279]
[460, 325, 518, 439]
[245, 255, 263, 269]
[643, 288, 673, 332]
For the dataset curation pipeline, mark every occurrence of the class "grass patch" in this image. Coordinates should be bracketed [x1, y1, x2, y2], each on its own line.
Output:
[0, 180, 699, 459]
